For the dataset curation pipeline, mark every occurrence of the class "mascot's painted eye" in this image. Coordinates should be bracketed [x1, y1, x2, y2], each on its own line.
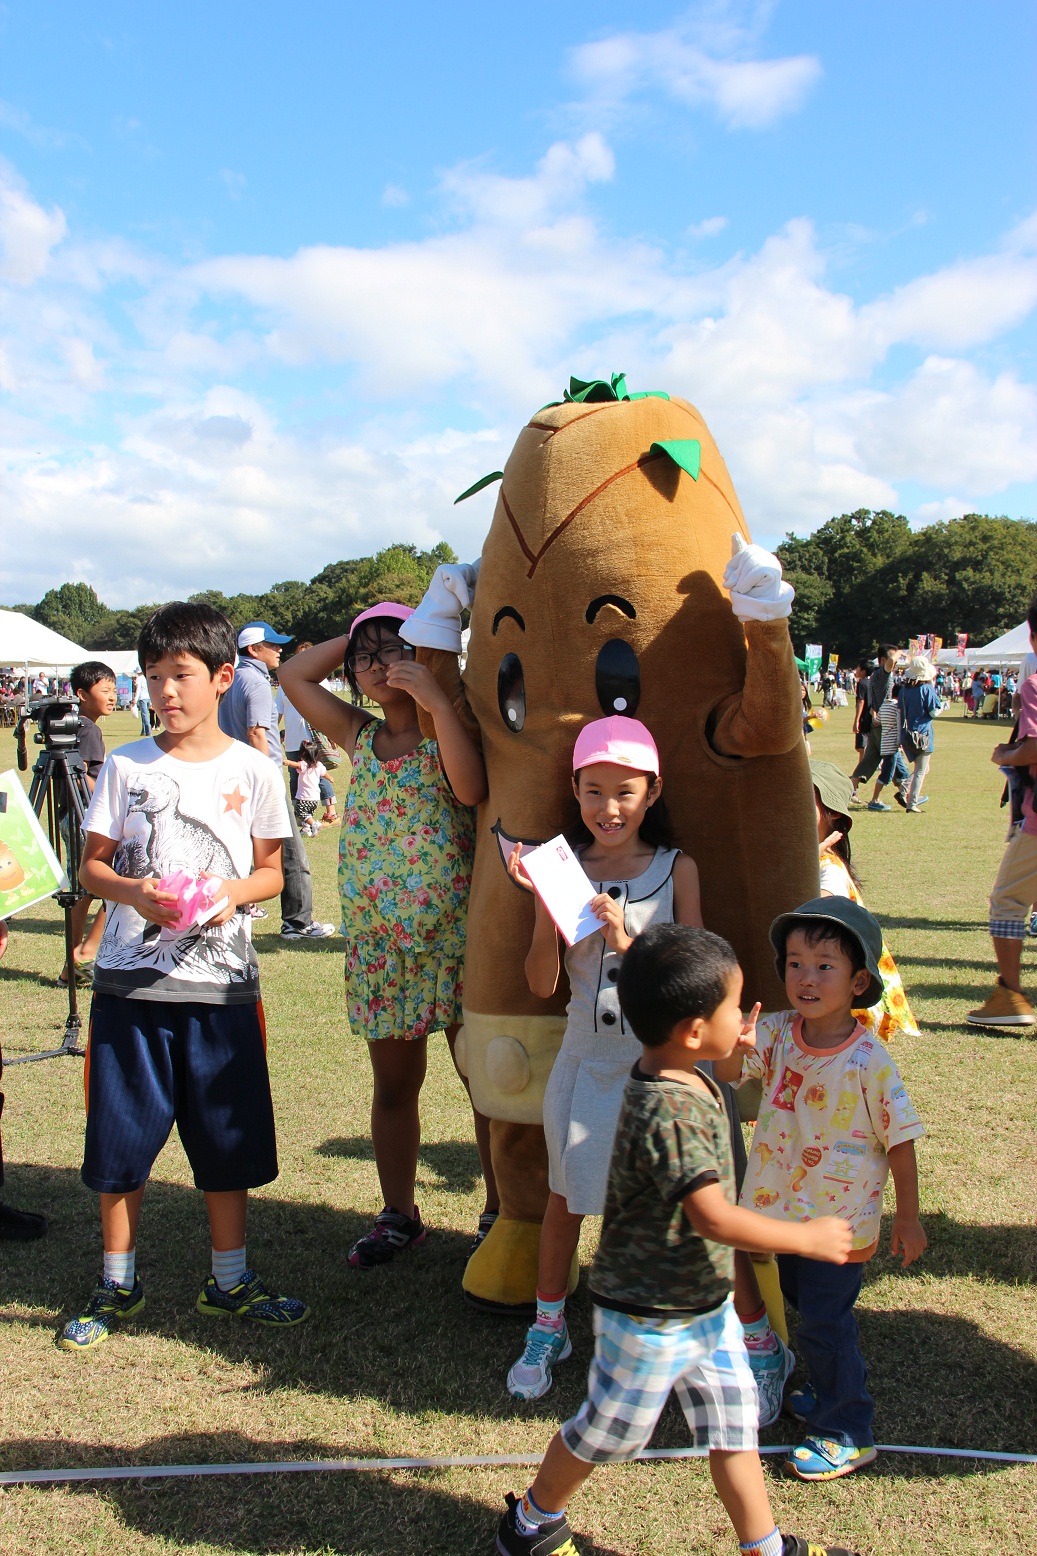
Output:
[595, 639, 641, 717]
[497, 653, 526, 732]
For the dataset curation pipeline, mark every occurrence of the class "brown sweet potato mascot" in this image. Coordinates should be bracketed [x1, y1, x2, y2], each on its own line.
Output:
[402, 375, 818, 1312]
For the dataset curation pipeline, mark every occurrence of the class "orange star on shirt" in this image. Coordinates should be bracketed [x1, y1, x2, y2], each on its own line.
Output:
[222, 785, 245, 815]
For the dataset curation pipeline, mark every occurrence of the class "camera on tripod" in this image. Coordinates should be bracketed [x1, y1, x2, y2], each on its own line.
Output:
[15, 698, 82, 769]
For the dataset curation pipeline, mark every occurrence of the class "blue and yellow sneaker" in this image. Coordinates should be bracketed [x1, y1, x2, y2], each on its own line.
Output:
[784, 1437, 877, 1480]
[785, 1381, 817, 1422]
[57, 1276, 145, 1351]
[196, 1269, 310, 1325]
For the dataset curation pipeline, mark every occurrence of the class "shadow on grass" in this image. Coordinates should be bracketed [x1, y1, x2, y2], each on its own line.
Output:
[316, 1136, 485, 1194]
[0, 1438, 636, 1556]
[879, 917, 989, 933]
[2, 1168, 1036, 1467]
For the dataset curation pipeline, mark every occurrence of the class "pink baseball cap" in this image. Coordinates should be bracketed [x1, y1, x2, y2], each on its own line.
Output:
[573, 716, 660, 776]
[349, 602, 416, 638]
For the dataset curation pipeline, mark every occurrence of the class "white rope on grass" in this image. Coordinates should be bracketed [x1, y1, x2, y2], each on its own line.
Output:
[1, 1443, 1034, 1487]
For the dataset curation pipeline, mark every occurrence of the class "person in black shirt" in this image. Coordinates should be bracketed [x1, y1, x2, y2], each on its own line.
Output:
[57, 661, 116, 988]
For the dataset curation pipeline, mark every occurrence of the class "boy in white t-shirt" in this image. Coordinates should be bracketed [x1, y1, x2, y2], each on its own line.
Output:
[715, 897, 926, 1482]
[58, 602, 310, 1352]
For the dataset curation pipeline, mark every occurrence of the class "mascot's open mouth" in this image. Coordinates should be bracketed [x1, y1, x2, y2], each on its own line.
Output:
[491, 819, 547, 882]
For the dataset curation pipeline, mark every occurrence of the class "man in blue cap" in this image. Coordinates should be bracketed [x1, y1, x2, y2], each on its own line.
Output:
[220, 622, 333, 941]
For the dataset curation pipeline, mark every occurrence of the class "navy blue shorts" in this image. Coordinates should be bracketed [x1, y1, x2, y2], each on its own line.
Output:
[82, 994, 278, 1194]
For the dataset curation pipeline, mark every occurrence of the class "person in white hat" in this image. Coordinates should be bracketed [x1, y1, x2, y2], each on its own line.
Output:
[219, 622, 333, 940]
[897, 655, 941, 813]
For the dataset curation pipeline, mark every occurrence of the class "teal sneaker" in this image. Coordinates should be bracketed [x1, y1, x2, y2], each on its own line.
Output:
[196, 1268, 310, 1326]
[784, 1437, 877, 1480]
[57, 1276, 145, 1351]
[747, 1334, 796, 1427]
[507, 1320, 572, 1400]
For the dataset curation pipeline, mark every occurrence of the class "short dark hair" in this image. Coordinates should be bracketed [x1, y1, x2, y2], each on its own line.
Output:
[137, 602, 237, 675]
[776, 916, 866, 979]
[1027, 594, 1037, 637]
[70, 660, 116, 694]
[617, 924, 740, 1048]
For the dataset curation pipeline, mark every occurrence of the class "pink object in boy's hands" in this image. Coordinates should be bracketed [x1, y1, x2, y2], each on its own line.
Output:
[156, 870, 228, 932]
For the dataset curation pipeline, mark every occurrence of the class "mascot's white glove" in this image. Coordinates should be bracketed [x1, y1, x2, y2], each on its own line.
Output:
[723, 533, 795, 622]
[399, 560, 481, 653]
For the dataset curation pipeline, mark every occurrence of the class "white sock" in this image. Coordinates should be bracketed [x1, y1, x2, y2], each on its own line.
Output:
[516, 1490, 564, 1535]
[740, 1529, 783, 1556]
[211, 1246, 247, 1291]
[104, 1249, 135, 1288]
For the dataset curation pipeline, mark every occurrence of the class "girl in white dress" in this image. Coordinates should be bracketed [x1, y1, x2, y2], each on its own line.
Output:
[505, 716, 702, 1400]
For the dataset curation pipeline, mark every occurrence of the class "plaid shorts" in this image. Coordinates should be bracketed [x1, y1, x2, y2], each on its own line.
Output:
[560, 1296, 758, 1464]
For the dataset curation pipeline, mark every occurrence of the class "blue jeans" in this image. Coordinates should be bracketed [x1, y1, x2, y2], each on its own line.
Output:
[777, 1254, 873, 1447]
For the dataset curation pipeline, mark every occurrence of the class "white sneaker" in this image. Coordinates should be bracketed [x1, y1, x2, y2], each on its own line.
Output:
[507, 1319, 572, 1401]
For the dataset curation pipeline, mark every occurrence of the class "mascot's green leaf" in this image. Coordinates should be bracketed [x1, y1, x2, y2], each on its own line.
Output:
[649, 439, 701, 479]
[454, 472, 504, 504]
[562, 373, 671, 405]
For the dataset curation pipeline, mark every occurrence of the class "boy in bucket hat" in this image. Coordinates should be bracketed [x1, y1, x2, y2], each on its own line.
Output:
[715, 898, 926, 1482]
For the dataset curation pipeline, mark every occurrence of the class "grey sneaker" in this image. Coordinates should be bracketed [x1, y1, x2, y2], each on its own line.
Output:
[507, 1319, 572, 1401]
[747, 1334, 796, 1427]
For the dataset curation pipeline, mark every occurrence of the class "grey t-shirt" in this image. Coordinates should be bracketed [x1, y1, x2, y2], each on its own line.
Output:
[218, 656, 281, 765]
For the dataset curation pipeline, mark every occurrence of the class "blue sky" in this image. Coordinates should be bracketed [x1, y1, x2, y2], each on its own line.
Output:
[1, 1, 1034, 605]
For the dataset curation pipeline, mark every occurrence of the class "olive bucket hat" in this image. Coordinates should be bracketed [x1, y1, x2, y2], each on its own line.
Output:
[809, 759, 854, 831]
[769, 896, 884, 1009]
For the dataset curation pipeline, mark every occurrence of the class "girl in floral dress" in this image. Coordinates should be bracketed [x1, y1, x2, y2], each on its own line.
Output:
[279, 605, 497, 1267]
[810, 759, 920, 1040]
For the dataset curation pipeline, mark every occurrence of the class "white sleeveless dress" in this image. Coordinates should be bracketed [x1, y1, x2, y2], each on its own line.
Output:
[542, 846, 679, 1216]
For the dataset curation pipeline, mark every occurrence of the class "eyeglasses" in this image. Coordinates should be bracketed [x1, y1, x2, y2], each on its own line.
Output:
[346, 643, 415, 674]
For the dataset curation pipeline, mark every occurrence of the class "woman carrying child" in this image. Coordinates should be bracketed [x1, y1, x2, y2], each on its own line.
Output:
[279, 604, 498, 1266]
[504, 716, 702, 1400]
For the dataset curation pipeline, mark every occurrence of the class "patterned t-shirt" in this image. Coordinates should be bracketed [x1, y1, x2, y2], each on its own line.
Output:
[589, 1066, 735, 1317]
[738, 1010, 925, 1257]
[84, 738, 290, 1004]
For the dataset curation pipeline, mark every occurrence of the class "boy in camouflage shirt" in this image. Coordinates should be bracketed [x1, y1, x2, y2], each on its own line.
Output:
[496, 925, 859, 1556]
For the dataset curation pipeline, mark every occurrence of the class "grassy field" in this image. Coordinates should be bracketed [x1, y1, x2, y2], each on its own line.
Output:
[0, 702, 1035, 1556]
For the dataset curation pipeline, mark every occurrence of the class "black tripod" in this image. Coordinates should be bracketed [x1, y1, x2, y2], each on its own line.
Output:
[7, 742, 94, 1067]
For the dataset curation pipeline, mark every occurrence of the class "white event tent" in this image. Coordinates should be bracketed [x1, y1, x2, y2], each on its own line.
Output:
[935, 621, 1031, 671]
[0, 611, 88, 679]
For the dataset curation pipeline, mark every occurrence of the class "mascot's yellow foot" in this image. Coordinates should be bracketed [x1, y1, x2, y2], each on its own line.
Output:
[462, 1217, 579, 1316]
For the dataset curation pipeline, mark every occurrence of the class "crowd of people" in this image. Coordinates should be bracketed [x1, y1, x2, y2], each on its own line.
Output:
[1, 590, 1033, 1556]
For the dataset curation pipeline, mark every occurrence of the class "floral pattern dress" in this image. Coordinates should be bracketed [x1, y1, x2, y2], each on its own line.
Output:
[819, 849, 921, 1040]
[338, 722, 475, 1041]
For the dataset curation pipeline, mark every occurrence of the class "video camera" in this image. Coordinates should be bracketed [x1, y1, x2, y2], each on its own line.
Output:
[15, 698, 82, 770]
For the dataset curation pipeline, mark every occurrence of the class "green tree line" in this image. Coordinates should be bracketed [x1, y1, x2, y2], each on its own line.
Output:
[777, 511, 1037, 659]
[6, 514, 1035, 663]
[6, 542, 457, 653]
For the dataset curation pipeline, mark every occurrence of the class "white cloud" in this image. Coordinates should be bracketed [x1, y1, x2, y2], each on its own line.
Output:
[1, 135, 1035, 601]
[688, 215, 728, 238]
[381, 183, 410, 208]
[219, 169, 247, 201]
[570, 11, 821, 128]
[0, 157, 67, 285]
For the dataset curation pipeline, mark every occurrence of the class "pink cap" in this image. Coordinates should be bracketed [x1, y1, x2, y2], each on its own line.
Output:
[349, 602, 416, 638]
[573, 716, 660, 776]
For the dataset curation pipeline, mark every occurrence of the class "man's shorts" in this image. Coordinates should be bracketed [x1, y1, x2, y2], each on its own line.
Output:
[82, 993, 278, 1194]
[560, 1296, 758, 1464]
[990, 826, 1037, 936]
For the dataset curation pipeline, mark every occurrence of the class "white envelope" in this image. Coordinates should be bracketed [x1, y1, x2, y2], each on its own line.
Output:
[522, 834, 602, 947]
